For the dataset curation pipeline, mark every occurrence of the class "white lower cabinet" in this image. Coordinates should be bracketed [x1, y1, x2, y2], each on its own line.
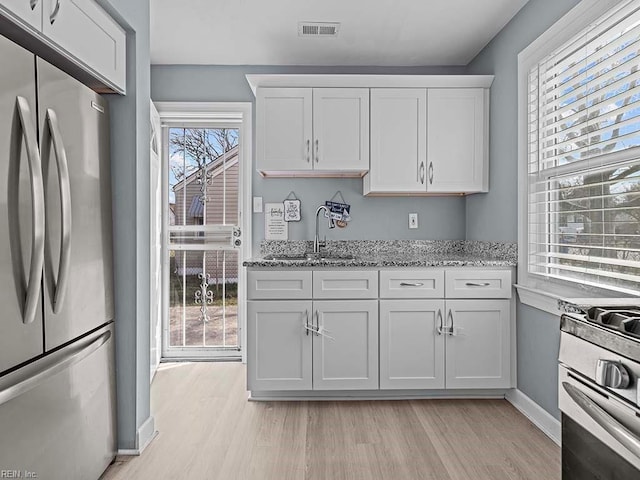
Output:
[312, 300, 378, 390]
[247, 299, 378, 391]
[380, 298, 511, 390]
[247, 267, 513, 394]
[444, 299, 511, 389]
[247, 300, 312, 391]
[380, 300, 445, 389]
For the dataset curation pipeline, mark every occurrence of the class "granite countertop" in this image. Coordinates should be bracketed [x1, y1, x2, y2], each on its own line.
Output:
[243, 240, 517, 268]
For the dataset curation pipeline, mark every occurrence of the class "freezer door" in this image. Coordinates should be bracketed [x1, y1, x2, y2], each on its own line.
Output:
[0, 323, 116, 479]
[0, 35, 44, 374]
[37, 58, 114, 350]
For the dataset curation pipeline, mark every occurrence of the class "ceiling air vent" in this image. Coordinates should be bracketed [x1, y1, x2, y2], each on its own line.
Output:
[298, 22, 340, 37]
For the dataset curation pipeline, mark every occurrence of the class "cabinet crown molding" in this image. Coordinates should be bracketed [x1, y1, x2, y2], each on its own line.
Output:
[246, 74, 495, 96]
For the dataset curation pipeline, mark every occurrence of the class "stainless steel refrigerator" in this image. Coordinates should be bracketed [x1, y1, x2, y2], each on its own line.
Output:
[0, 33, 116, 479]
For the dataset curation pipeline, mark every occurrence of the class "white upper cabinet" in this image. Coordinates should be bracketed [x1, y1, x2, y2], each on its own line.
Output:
[0, 0, 126, 93]
[365, 88, 426, 193]
[312, 88, 369, 172]
[427, 89, 487, 193]
[257, 88, 312, 173]
[0, 0, 42, 30]
[256, 87, 369, 176]
[42, 0, 126, 92]
[364, 87, 489, 195]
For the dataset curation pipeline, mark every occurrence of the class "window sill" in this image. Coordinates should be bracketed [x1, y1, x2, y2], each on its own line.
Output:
[515, 284, 637, 316]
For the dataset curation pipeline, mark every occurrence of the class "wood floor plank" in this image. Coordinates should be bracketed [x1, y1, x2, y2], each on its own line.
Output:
[101, 363, 560, 480]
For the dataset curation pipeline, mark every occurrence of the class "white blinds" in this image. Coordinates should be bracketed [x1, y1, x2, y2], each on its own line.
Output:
[527, 0, 640, 295]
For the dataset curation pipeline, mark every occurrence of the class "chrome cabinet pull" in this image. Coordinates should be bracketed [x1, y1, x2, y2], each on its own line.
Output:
[436, 309, 443, 335]
[49, 0, 60, 24]
[465, 282, 490, 287]
[306, 139, 310, 163]
[43, 108, 72, 314]
[400, 282, 424, 287]
[428, 162, 433, 184]
[419, 161, 425, 184]
[563, 382, 640, 459]
[447, 309, 454, 336]
[304, 309, 310, 336]
[12, 96, 45, 325]
[30, 0, 38, 10]
[314, 310, 319, 336]
[315, 139, 319, 163]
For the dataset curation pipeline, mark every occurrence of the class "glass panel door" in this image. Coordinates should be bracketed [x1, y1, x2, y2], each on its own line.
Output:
[165, 127, 241, 357]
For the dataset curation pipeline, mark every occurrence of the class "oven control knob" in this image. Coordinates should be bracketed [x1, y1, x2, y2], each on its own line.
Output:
[595, 360, 630, 389]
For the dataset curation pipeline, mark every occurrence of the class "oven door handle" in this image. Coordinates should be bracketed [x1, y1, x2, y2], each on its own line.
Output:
[562, 381, 640, 459]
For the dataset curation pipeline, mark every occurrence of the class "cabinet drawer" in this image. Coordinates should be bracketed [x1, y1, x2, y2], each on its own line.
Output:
[313, 271, 378, 299]
[379, 270, 444, 298]
[248, 270, 312, 300]
[445, 269, 512, 299]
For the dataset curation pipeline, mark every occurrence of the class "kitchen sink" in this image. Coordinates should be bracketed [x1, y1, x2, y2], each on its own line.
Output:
[263, 253, 356, 262]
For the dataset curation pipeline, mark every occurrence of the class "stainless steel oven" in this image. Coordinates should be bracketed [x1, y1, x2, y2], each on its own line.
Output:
[559, 307, 640, 479]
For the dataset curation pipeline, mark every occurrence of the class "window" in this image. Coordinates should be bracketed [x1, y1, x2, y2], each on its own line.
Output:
[521, 0, 640, 298]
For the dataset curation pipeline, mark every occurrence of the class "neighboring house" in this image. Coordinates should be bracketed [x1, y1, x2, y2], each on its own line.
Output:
[172, 145, 239, 283]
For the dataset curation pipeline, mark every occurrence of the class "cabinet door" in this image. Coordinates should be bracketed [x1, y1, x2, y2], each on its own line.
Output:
[312, 300, 378, 390]
[312, 88, 369, 172]
[380, 300, 445, 390]
[366, 89, 426, 193]
[247, 301, 312, 391]
[444, 299, 511, 389]
[256, 88, 312, 173]
[41, 0, 126, 92]
[427, 88, 486, 193]
[0, 0, 42, 30]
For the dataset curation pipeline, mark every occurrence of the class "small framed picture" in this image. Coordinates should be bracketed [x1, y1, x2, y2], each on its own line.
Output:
[283, 199, 301, 222]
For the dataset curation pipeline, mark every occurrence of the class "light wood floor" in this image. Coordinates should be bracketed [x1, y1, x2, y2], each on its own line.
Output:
[102, 362, 560, 480]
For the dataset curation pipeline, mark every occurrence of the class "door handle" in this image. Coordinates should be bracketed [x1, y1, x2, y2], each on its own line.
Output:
[49, 0, 60, 24]
[0, 330, 110, 407]
[43, 108, 72, 314]
[562, 382, 640, 459]
[447, 309, 454, 336]
[315, 139, 319, 163]
[419, 161, 425, 185]
[304, 309, 310, 336]
[436, 309, 443, 335]
[30, 0, 38, 10]
[11, 97, 45, 325]
[428, 162, 433, 184]
[314, 310, 319, 336]
[400, 282, 424, 287]
[465, 282, 490, 287]
[306, 139, 310, 163]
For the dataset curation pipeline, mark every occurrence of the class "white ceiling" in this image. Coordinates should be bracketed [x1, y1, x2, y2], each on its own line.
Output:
[150, 0, 529, 66]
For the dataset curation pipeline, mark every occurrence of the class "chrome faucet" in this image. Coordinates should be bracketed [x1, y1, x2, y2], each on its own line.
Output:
[314, 205, 330, 254]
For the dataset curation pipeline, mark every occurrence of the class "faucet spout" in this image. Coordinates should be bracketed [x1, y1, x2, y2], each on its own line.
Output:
[314, 205, 330, 254]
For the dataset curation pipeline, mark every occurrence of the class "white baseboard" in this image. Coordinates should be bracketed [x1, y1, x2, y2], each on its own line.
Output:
[117, 416, 157, 456]
[505, 388, 561, 446]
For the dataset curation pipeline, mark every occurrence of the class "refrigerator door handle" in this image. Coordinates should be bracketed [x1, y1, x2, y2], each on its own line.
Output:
[0, 330, 111, 407]
[43, 108, 72, 313]
[13, 96, 45, 325]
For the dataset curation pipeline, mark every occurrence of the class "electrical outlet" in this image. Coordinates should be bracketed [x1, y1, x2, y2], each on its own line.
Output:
[409, 213, 418, 229]
[253, 196, 263, 213]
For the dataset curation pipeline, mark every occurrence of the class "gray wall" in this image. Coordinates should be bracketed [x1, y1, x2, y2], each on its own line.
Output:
[97, 0, 152, 450]
[151, 65, 467, 253]
[466, 0, 581, 419]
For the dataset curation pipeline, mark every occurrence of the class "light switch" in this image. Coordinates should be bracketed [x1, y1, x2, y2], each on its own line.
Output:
[253, 196, 263, 213]
[409, 213, 418, 229]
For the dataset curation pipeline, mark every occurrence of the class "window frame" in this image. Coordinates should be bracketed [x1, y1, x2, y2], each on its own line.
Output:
[516, 0, 636, 314]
